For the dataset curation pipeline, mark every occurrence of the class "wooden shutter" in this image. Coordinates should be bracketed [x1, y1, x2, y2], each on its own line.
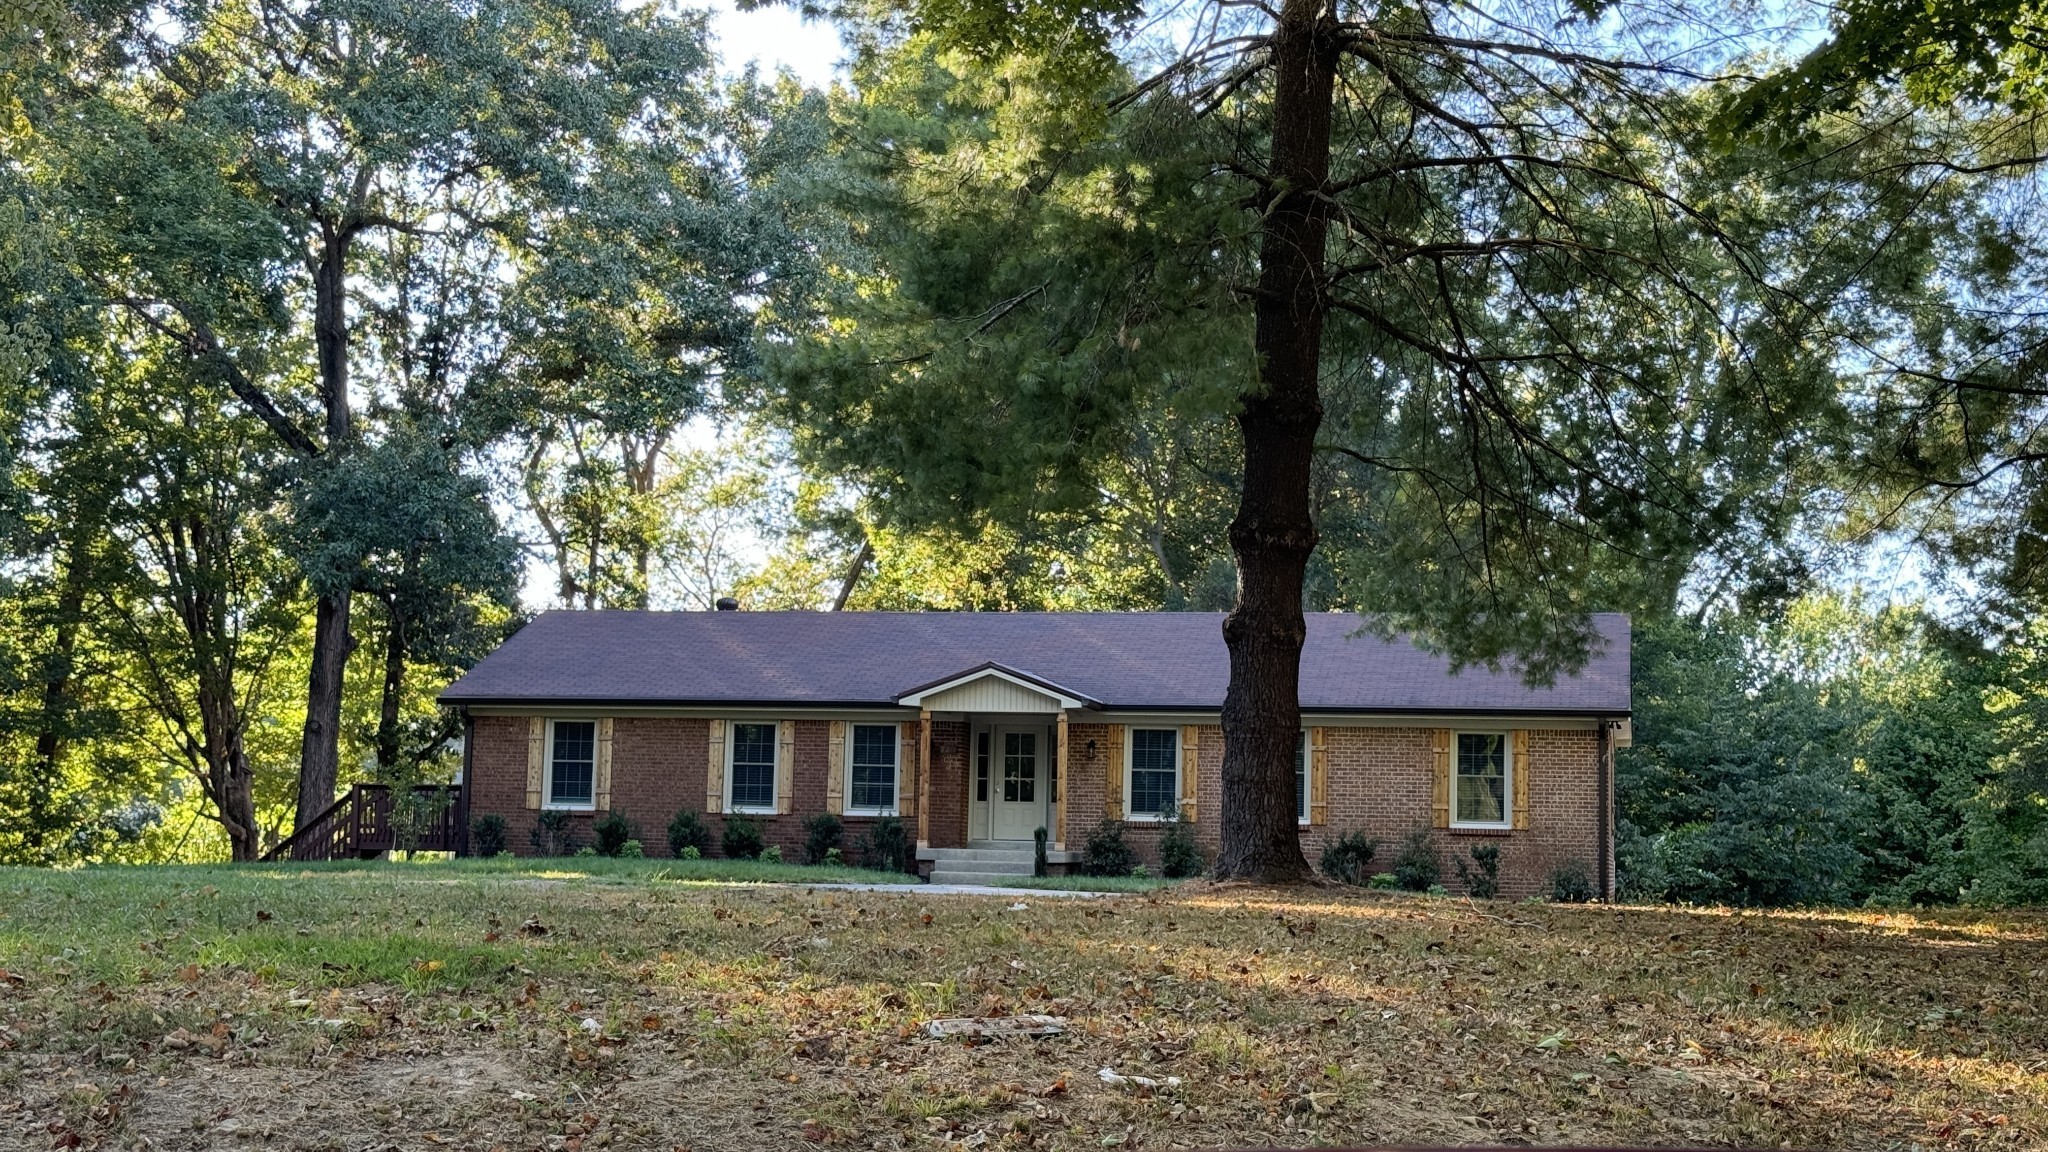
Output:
[1512, 729, 1530, 830]
[826, 721, 847, 815]
[776, 720, 796, 814]
[706, 719, 726, 814]
[1431, 728, 1452, 829]
[1309, 727, 1330, 826]
[1105, 726, 1125, 819]
[1179, 725, 1199, 822]
[898, 720, 919, 820]
[525, 717, 544, 810]
[593, 718, 615, 812]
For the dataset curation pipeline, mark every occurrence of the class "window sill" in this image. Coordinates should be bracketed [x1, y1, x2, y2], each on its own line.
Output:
[1122, 814, 1173, 824]
[727, 806, 779, 817]
[844, 809, 899, 819]
[1448, 823, 1514, 836]
[542, 804, 595, 813]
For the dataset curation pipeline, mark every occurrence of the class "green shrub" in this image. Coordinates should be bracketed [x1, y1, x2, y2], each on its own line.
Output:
[667, 809, 711, 858]
[1131, 863, 1150, 879]
[470, 813, 507, 858]
[1368, 872, 1398, 889]
[531, 810, 575, 856]
[761, 844, 784, 863]
[1081, 819, 1136, 877]
[574, 845, 599, 858]
[593, 810, 634, 857]
[1426, 883, 1449, 897]
[1391, 827, 1440, 892]
[823, 847, 844, 867]
[1319, 830, 1378, 885]
[1550, 859, 1595, 903]
[858, 816, 910, 872]
[802, 813, 843, 865]
[722, 814, 765, 859]
[679, 845, 702, 860]
[1159, 808, 1205, 878]
[1455, 843, 1502, 899]
[620, 838, 644, 858]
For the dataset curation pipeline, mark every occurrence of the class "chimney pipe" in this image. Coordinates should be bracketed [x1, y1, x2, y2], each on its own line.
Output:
[714, 597, 740, 611]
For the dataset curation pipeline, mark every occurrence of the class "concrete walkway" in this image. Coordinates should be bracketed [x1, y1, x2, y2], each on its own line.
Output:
[797, 881, 1116, 898]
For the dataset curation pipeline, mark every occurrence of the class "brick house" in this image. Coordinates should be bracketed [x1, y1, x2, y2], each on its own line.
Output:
[442, 610, 1631, 897]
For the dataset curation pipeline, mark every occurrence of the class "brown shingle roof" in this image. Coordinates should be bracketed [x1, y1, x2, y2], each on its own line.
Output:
[439, 611, 1630, 715]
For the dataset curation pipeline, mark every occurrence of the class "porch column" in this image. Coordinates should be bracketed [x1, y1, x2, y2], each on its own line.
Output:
[917, 708, 932, 850]
[1054, 711, 1068, 852]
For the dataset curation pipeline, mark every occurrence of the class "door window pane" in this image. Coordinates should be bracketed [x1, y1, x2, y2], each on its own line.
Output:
[730, 722, 777, 810]
[1003, 732, 1036, 803]
[976, 732, 989, 802]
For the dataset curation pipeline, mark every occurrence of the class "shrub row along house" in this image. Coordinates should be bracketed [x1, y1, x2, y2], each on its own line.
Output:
[441, 610, 1632, 896]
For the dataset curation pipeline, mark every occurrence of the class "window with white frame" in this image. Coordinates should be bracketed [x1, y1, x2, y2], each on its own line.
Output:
[849, 723, 899, 813]
[1454, 732, 1510, 827]
[1295, 731, 1308, 823]
[1126, 728, 1179, 818]
[728, 722, 778, 812]
[546, 720, 596, 809]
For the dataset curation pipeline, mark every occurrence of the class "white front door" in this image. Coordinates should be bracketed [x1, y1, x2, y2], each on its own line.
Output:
[991, 727, 1046, 841]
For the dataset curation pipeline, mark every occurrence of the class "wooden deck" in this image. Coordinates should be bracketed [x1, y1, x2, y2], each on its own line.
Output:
[261, 783, 465, 862]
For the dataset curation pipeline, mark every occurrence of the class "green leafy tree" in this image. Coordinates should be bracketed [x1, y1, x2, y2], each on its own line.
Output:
[775, 5, 2004, 879]
[21, 0, 752, 833]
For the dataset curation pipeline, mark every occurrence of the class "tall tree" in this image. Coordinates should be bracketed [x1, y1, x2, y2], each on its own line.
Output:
[774, 6, 1991, 877]
[488, 73, 828, 610]
[25, 0, 741, 830]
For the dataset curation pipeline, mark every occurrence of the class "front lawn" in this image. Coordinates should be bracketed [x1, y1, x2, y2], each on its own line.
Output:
[0, 865, 2041, 1151]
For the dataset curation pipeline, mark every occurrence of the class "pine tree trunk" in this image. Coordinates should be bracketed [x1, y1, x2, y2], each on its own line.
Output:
[297, 228, 356, 832]
[1214, 0, 1337, 882]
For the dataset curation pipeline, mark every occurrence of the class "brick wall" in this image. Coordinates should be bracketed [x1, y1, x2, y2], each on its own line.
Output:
[1306, 727, 1601, 900]
[468, 715, 922, 866]
[926, 720, 969, 850]
[471, 714, 1604, 896]
[1057, 721, 1600, 897]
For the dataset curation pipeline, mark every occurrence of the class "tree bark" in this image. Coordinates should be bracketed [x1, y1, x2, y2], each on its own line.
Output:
[296, 225, 356, 831]
[831, 536, 874, 610]
[1215, 0, 1338, 882]
[27, 539, 92, 857]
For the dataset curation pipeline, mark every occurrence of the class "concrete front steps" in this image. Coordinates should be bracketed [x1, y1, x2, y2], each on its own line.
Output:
[924, 841, 1038, 886]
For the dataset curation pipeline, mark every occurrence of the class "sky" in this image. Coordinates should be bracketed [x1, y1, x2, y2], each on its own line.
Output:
[704, 0, 847, 87]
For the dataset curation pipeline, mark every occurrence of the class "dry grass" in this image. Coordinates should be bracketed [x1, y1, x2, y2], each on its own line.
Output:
[1, 863, 2043, 1150]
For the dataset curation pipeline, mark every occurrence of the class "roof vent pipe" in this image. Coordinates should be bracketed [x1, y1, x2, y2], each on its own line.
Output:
[714, 597, 740, 611]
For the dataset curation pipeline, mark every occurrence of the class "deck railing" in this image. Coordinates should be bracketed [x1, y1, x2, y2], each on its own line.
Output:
[261, 783, 464, 862]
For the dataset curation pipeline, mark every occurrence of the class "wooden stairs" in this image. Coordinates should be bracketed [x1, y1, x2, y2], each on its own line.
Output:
[261, 783, 465, 862]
